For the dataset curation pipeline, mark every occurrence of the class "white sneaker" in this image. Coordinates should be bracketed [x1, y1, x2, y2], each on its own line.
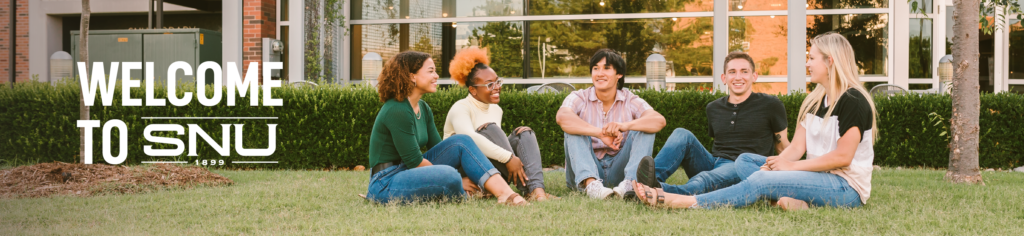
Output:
[584, 180, 615, 199]
[612, 180, 633, 199]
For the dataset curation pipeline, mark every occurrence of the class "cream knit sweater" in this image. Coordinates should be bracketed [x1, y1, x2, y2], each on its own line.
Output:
[442, 95, 513, 163]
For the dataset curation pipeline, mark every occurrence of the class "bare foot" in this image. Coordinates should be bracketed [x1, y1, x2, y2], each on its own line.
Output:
[497, 193, 530, 206]
[527, 188, 560, 202]
[777, 197, 809, 211]
[633, 181, 696, 209]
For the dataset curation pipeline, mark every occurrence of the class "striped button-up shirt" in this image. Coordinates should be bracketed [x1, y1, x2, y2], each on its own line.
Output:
[561, 87, 653, 159]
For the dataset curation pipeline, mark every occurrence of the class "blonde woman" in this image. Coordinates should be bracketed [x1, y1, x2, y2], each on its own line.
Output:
[632, 32, 878, 210]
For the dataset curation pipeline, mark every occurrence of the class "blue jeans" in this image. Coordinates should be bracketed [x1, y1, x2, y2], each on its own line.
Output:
[366, 134, 500, 204]
[655, 128, 740, 195]
[694, 153, 863, 208]
[564, 130, 655, 190]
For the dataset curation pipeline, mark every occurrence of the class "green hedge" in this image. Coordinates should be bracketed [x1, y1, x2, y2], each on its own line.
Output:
[1, 81, 1021, 169]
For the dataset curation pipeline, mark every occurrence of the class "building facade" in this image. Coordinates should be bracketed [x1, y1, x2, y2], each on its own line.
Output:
[5, 0, 1023, 93]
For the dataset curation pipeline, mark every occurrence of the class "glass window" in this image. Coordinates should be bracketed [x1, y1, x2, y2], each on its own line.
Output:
[454, 0, 524, 17]
[281, 0, 289, 21]
[729, 16, 788, 76]
[456, 21, 525, 77]
[1010, 19, 1023, 79]
[907, 0, 933, 13]
[807, 14, 889, 76]
[529, 0, 713, 15]
[354, 0, 464, 20]
[670, 82, 713, 91]
[910, 18, 933, 78]
[527, 18, 714, 78]
[731, 0, 786, 11]
[351, 21, 523, 80]
[807, 0, 887, 9]
[945, 6, 954, 54]
[1011, 85, 1024, 94]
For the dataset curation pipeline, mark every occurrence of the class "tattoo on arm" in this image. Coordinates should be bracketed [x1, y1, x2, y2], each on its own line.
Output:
[774, 133, 782, 144]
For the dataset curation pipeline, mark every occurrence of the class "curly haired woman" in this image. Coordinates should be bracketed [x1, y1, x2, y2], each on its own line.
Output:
[365, 51, 528, 206]
[442, 47, 559, 202]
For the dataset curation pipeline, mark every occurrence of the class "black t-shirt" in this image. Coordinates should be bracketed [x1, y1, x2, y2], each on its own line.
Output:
[706, 93, 788, 160]
[812, 88, 874, 142]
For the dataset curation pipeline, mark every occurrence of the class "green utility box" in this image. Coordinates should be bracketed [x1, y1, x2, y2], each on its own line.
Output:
[71, 29, 222, 85]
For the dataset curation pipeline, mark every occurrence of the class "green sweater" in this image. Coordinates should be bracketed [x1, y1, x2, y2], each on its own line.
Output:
[368, 99, 442, 169]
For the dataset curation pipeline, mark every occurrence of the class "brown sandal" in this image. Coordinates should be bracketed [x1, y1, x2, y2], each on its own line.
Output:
[500, 193, 530, 206]
[637, 183, 665, 207]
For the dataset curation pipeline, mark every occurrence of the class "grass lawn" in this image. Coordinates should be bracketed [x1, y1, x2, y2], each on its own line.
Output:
[1, 167, 1023, 235]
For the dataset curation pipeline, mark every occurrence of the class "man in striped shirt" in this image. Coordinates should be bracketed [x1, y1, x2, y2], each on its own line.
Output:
[556, 49, 667, 199]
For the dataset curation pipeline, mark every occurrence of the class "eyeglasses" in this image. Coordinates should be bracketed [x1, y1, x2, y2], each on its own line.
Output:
[472, 78, 503, 90]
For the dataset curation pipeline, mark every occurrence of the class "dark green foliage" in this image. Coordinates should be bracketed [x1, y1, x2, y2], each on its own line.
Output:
[1, 81, 1021, 169]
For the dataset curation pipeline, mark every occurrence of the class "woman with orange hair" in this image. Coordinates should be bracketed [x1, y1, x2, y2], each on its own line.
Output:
[366, 51, 528, 206]
[442, 47, 559, 201]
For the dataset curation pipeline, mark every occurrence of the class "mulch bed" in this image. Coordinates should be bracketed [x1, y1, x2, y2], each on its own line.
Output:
[0, 162, 233, 199]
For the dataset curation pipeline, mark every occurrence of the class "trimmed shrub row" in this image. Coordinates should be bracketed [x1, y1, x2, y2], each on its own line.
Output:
[1, 81, 1020, 169]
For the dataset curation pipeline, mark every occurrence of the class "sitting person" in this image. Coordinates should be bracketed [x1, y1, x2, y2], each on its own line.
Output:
[365, 51, 528, 206]
[633, 32, 878, 210]
[634, 52, 790, 197]
[556, 49, 666, 199]
[442, 47, 559, 201]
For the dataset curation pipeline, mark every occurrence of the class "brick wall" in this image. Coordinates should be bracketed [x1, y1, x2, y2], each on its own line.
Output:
[243, 0, 277, 83]
[0, 0, 29, 83]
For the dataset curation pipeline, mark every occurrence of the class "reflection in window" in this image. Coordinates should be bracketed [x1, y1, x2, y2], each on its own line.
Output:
[351, 23, 441, 80]
[354, 0, 405, 20]
[753, 82, 788, 95]
[729, 16, 788, 76]
[807, 14, 889, 76]
[945, 6, 953, 53]
[670, 82, 713, 91]
[730, 0, 786, 11]
[454, 0, 524, 18]
[1011, 85, 1024, 94]
[807, 0, 887, 9]
[351, 21, 522, 79]
[910, 18, 933, 78]
[355, 0, 471, 20]
[529, 0, 713, 15]
[458, 21, 524, 77]
[907, 0, 933, 13]
[528, 18, 713, 78]
[1010, 19, 1023, 79]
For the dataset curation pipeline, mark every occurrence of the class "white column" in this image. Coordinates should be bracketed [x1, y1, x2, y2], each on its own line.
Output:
[288, 0, 304, 82]
[933, 3, 946, 89]
[712, 0, 728, 92]
[787, 0, 807, 93]
[994, 6, 1007, 93]
[222, 0, 243, 86]
[339, 0, 350, 84]
[893, 0, 910, 88]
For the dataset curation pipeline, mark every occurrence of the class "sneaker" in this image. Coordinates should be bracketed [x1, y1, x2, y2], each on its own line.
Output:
[584, 180, 615, 199]
[612, 180, 633, 199]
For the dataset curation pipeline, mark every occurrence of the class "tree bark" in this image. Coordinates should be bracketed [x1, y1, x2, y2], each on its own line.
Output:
[947, 0, 984, 184]
[79, 0, 90, 164]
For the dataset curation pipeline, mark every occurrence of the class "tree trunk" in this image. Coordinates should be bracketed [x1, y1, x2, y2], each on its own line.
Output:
[946, 0, 984, 184]
[79, 0, 90, 164]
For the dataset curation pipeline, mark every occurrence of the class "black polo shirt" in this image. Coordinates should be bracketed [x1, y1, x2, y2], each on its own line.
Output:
[705, 93, 788, 161]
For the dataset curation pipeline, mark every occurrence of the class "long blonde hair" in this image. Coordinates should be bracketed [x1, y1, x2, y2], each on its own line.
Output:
[797, 32, 878, 143]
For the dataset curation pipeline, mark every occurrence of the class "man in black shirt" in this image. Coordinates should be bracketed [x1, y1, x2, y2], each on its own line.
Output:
[644, 52, 790, 195]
